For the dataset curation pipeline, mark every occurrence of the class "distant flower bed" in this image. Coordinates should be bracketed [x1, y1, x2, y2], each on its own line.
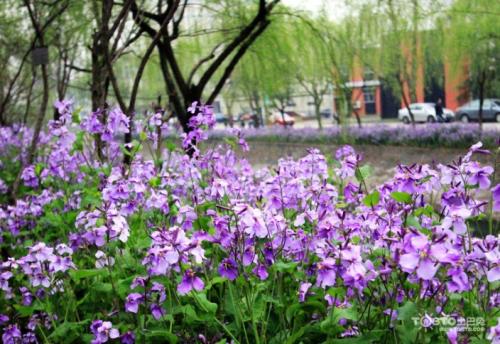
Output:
[208, 124, 499, 148]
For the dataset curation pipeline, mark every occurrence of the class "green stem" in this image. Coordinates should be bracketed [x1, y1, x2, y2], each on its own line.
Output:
[244, 284, 260, 344]
[229, 283, 250, 344]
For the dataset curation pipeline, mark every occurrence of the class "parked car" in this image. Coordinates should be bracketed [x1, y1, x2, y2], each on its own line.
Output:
[398, 103, 455, 124]
[320, 108, 340, 123]
[238, 113, 255, 128]
[320, 109, 333, 119]
[271, 112, 295, 126]
[455, 99, 500, 123]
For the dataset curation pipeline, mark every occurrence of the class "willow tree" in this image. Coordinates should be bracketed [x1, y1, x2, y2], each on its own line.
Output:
[447, 0, 500, 129]
[130, 0, 280, 138]
[292, 17, 331, 130]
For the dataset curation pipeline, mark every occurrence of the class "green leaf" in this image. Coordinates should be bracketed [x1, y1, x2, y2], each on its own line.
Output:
[69, 269, 106, 282]
[327, 287, 346, 299]
[273, 261, 299, 273]
[390, 191, 412, 204]
[333, 306, 358, 321]
[149, 177, 160, 187]
[355, 165, 373, 182]
[413, 205, 435, 217]
[145, 330, 178, 343]
[205, 276, 227, 290]
[48, 320, 90, 342]
[92, 282, 113, 293]
[194, 216, 212, 231]
[13, 303, 45, 317]
[397, 301, 417, 321]
[35, 163, 45, 176]
[396, 302, 419, 344]
[165, 140, 177, 152]
[223, 136, 238, 149]
[362, 190, 380, 207]
[286, 301, 326, 323]
[405, 216, 430, 235]
[194, 293, 217, 315]
[285, 325, 307, 344]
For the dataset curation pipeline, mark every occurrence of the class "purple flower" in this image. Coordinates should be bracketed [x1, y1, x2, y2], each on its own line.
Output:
[316, 258, 336, 288]
[2, 324, 22, 344]
[252, 264, 268, 280]
[487, 267, 500, 283]
[468, 164, 493, 189]
[0, 314, 9, 325]
[125, 293, 144, 313]
[398, 234, 448, 280]
[150, 304, 165, 320]
[121, 331, 135, 344]
[298, 282, 312, 302]
[90, 320, 120, 344]
[20, 287, 34, 306]
[187, 101, 198, 114]
[218, 258, 238, 281]
[177, 269, 204, 295]
[447, 327, 458, 344]
[54, 99, 73, 116]
[492, 184, 500, 212]
[21, 165, 39, 188]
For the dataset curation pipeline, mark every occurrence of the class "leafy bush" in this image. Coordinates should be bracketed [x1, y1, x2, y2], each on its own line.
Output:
[0, 101, 499, 344]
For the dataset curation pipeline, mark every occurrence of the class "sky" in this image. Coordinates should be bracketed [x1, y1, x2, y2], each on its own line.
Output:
[282, 0, 348, 20]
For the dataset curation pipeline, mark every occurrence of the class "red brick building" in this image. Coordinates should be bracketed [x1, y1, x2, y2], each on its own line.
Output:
[334, 57, 470, 118]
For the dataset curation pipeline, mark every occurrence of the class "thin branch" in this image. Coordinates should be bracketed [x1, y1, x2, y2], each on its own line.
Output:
[66, 64, 92, 73]
[207, 19, 271, 104]
[197, 0, 279, 91]
[186, 42, 223, 86]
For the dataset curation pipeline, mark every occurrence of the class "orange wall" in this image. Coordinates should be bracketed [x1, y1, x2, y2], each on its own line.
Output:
[444, 59, 470, 111]
[400, 41, 425, 107]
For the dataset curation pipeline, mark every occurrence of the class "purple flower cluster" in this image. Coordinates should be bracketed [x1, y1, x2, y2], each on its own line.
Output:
[181, 101, 215, 153]
[1, 243, 74, 297]
[90, 320, 119, 344]
[207, 123, 499, 148]
[0, 100, 498, 343]
[81, 108, 129, 142]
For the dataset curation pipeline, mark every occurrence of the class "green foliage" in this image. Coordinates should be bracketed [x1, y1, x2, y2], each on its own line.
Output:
[363, 190, 380, 207]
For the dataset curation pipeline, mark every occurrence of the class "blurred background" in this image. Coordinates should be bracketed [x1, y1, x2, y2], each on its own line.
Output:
[0, 0, 499, 130]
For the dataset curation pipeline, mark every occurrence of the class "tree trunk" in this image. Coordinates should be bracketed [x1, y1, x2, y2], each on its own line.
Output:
[314, 101, 323, 130]
[477, 70, 485, 132]
[91, 29, 110, 162]
[23, 67, 37, 125]
[399, 77, 416, 127]
[27, 64, 49, 165]
[353, 108, 362, 128]
[10, 63, 49, 201]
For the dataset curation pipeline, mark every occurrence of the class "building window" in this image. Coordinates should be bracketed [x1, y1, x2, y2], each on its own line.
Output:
[363, 68, 375, 81]
[363, 87, 375, 103]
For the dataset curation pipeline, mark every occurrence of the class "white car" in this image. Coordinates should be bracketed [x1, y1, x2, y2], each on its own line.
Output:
[398, 103, 455, 124]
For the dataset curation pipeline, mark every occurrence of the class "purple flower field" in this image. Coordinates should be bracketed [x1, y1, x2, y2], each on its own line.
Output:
[208, 124, 499, 149]
[0, 102, 499, 343]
